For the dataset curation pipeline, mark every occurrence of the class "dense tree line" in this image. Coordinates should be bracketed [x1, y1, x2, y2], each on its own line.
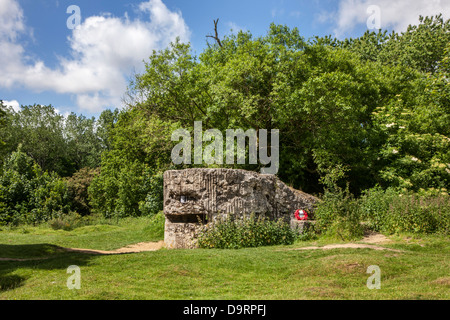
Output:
[0, 15, 448, 227]
[0, 104, 119, 177]
[0, 103, 119, 224]
[123, 15, 449, 195]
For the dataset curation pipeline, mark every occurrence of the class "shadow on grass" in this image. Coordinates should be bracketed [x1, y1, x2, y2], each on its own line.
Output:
[0, 243, 98, 293]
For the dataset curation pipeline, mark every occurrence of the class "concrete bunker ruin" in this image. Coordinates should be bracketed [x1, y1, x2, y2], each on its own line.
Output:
[163, 168, 319, 249]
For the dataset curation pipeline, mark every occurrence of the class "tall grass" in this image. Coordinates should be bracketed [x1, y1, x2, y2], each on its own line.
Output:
[360, 188, 449, 234]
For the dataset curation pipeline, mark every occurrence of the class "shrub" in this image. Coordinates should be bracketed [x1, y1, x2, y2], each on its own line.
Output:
[143, 211, 165, 239]
[66, 167, 100, 216]
[48, 212, 79, 231]
[197, 214, 296, 249]
[359, 186, 399, 232]
[0, 149, 70, 226]
[385, 193, 449, 234]
[138, 173, 164, 216]
[88, 151, 164, 218]
[314, 184, 364, 241]
[360, 187, 449, 234]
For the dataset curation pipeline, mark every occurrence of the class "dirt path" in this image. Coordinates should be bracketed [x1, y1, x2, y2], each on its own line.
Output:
[0, 232, 401, 262]
[290, 232, 403, 252]
[361, 231, 392, 244]
[63, 241, 165, 255]
[293, 243, 402, 252]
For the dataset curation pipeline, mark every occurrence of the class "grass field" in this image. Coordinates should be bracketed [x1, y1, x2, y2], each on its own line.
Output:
[0, 214, 449, 300]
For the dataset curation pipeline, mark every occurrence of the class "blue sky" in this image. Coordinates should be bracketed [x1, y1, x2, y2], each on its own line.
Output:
[1, 0, 449, 119]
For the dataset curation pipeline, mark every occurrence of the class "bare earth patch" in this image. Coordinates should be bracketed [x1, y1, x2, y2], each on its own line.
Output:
[362, 231, 392, 244]
[63, 240, 165, 255]
[431, 277, 450, 286]
[285, 232, 403, 253]
[294, 243, 402, 252]
[0, 241, 165, 261]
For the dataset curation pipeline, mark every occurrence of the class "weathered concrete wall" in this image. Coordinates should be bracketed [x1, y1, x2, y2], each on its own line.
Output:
[163, 168, 318, 249]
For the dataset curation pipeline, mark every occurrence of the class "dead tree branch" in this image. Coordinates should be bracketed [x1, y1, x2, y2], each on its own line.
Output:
[206, 18, 223, 47]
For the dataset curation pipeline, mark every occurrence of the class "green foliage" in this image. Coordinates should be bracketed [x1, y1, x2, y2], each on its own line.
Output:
[128, 26, 388, 193]
[86, 106, 174, 219]
[66, 167, 100, 216]
[2, 18, 449, 229]
[95, 108, 120, 151]
[142, 211, 165, 239]
[314, 166, 364, 240]
[64, 113, 103, 170]
[371, 67, 450, 191]
[380, 15, 450, 74]
[197, 214, 296, 249]
[139, 173, 164, 216]
[0, 101, 7, 156]
[0, 104, 117, 177]
[48, 211, 94, 231]
[360, 187, 449, 235]
[88, 149, 164, 218]
[314, 187, 364, 241]
[0, 148, 70, 225]
[341, 15, 450, 74]
[359, 186, 399, 232]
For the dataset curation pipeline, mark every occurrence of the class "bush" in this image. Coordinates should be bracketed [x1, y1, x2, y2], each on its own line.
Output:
[359, 186, 399, 232]
[314, 184, 364, 241]
[197, 214, 296, 249]
[48, 212, 91, 231]
[0, 149, 70, 226]
[66, 167, 100, 216]
[88, 151, 164, 218]
[385, 193, 449, 234]
[360, 187, 449, 234]
[138, 173, 164, 216]
[142, 211, 165, 239]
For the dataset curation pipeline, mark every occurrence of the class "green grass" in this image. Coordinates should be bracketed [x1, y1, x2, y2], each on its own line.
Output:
[0, 214, 165, 255]
[0, 215, 449, 300]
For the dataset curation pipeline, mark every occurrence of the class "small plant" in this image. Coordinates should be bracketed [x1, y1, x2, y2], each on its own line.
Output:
[314, 183, 364, 241]
[359, 186, 399, 232]
[295, 224, 318, 241]
[48, 212, 90, 231]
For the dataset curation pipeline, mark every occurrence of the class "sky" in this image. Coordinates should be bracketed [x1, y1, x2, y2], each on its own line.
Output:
[1, 0, 449, 119]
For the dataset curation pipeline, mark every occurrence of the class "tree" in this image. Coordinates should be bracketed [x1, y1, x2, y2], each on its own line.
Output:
[96, 108, 120, 151]
[0, 101, 8, 169]
[128, 24, 384, 194]
[65, 112, 102, 170]
[340, 15, 450, 75]
[6, 104, 69, 176]
[66, 167, 100, 216]
[0, 147, 70, 225]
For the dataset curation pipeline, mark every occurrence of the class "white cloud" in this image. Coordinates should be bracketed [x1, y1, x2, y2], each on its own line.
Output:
[289, 11, 302, 19]
[2, 100, 20, 112]
[226, 22, 247, 34]
[271, 8, 285, 18]
[0, 0, 190, 113]
[0, 0, 25, 41]
[322, 0, 450, 37]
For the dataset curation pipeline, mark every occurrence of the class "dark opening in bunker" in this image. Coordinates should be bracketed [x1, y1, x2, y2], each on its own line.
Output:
[179, 195, 197, 203]
[167, 214, 207, 224]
